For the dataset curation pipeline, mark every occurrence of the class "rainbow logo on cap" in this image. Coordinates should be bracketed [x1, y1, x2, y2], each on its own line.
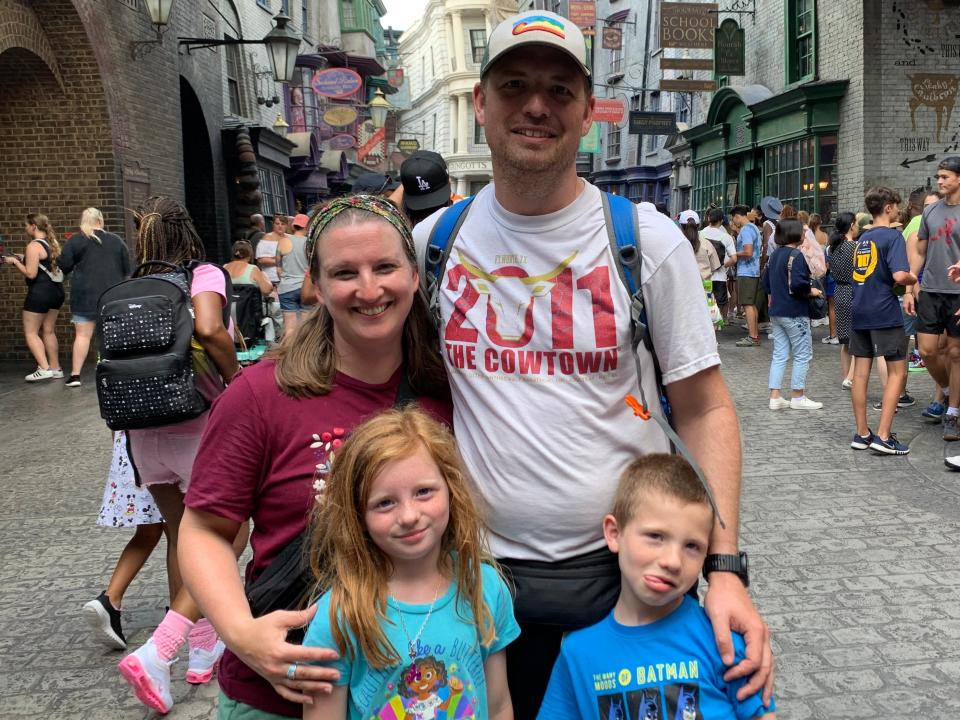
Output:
[512, 15, 566, 38]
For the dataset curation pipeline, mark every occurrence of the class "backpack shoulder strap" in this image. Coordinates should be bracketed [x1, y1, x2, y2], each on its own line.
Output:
[424, 197, 476, 317]
[603, 193, 726, 528]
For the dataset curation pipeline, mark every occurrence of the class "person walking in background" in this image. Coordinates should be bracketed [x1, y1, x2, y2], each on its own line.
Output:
[3, 213, 64, 381]
[225, 240, 274, 296]
[827, 212, 859, 389]
[398, 150, 454, 227]
[116, 196, 243, 715]
[850, 187, 917, 455]
[679, 210, 721, 281]
[763, 219, 824, 411]
[246, 214, 266, 249]
[904, 157, 960, 441]
[732, 206, 763, 347]
[277, 213, 311, 335]
[58, 207, 130, 387]
[256, 215, 284, 287]
[83, 431, 166, 651]
[701, 208, 738, 321]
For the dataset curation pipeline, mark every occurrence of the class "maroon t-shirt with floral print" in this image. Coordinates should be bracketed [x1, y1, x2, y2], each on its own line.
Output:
[185, 359, 452, 717]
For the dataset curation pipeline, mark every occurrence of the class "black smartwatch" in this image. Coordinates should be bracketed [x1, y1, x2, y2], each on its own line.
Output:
[703, 552, 749, 587]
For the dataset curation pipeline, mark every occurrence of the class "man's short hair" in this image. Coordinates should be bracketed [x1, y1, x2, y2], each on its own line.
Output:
[611, 454, 713, 527]
[708, 208, 724, 225]
[730, 205, 750, 218]
[250, 213, 265, 229]
[864, 186, 902, 217]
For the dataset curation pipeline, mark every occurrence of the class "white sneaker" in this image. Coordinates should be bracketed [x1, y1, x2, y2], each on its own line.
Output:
[24, 367, 53, 382]
[821, 336, 840, 344]
[117, 638, 174, 714]
[185, 639, 225, 684]
[769, 397, 791, 410]
[49, 368, 63, 378]
[791, 397, 823, 410]
[842, 379, 853, 390]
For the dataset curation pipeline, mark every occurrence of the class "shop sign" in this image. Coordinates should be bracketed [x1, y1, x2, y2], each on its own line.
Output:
[387, 68, 405, 88]
[397, 138, 421, 152]
[628, 111, 679, 135]
[323, 105, 358, 127]
[568, 1, 596, 30]
[578, 122, 601, 153]
[602, 26, 622, 50]
[358, 127, 386, 163]
[660, 2, 717, 49]
[714, 19, 745, 76]
[593, 98, 625, 123]
[660, 57, 714, 71]
[329, 134, 356, 150]
[311, 67, 363, 98]
[659, 78, 718, 93]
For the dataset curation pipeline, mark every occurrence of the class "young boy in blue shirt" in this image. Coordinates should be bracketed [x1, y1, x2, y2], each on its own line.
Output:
[850, 187, 918, 455]
[537, 454, 775, 720]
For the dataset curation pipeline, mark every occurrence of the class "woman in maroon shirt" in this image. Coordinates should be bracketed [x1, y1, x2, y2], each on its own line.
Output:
[178, 196, 451, 718]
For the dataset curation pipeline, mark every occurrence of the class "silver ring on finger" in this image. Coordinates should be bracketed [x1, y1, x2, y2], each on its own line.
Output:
[286, 662, 298, 680]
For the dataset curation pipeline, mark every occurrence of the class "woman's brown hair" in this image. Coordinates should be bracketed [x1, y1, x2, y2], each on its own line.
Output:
[308, 406, 499, 669]
[26, 213, 60, 270]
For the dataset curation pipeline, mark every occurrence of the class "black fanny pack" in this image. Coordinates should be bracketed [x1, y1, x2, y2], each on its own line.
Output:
[499, 546, 621, 630]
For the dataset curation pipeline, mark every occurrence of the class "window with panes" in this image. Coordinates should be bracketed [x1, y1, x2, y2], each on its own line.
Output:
[474, 119, 486, 146]
[646, 93, 661, 153]
[764, 135, 837, 222]
[693, 160, 724, 213]
[787, 0, 816, 83]
[258, 167, 289, 218]
[470, 30, 486, 64]
[225, 41, 243, 116]
[606, 125, 621, 160]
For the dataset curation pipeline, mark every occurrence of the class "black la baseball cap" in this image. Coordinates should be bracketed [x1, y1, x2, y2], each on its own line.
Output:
[401, 151, 452, 212]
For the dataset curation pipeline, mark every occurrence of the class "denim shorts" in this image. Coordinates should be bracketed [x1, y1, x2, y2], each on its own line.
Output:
[278, 288, 305, 312]
[71, 313, 95, 324]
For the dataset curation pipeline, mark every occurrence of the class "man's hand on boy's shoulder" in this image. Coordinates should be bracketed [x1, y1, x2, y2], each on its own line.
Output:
[703, 572, 773, 705]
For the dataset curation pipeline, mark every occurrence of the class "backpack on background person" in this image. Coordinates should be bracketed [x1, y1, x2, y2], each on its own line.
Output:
[95, 261, 232, 431]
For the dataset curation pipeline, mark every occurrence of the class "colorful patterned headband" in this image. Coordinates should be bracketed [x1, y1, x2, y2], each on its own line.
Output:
[305, 194, 414, 268]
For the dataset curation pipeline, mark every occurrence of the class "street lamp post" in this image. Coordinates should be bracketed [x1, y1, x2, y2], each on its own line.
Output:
[129, 0, 173, 58]
[368, 88, 392, 130]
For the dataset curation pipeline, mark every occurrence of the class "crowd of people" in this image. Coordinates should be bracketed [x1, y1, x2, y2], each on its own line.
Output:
[16, 7, 960, 719]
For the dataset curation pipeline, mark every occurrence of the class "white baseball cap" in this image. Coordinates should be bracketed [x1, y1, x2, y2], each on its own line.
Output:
[481, 10, 591, 79]
[678, 210, 700, 225]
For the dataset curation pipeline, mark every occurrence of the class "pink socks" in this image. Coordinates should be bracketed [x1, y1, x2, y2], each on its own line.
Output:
[153, 610, 194, 662]
[187, 618, 219, 652]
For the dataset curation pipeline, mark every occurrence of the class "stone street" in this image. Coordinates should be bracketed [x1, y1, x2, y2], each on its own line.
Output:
[2, 321, 959, 719]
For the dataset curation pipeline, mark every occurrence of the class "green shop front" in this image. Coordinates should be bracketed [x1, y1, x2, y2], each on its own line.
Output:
[684, 81, 848, 223]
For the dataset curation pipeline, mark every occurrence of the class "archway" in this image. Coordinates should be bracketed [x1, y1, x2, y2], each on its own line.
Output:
[180, 76, 220, 261]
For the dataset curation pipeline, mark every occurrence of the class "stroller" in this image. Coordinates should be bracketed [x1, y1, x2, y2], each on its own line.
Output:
[232, 283, 274, 364]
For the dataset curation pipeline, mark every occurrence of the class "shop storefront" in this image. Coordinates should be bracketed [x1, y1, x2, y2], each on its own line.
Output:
[592, 162, 674, 205]
[684, 81, 847, 222]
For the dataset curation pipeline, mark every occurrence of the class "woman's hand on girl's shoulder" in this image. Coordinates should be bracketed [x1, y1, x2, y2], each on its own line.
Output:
[229, 604, 341, 705]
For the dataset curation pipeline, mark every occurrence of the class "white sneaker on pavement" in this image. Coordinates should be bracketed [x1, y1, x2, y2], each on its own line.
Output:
[117, 638, 175, 714]
[791, 397, 823, 410]
[185, 639, 225, 684]
[769, 397, 791, 410]
[24, 367, 54, 382]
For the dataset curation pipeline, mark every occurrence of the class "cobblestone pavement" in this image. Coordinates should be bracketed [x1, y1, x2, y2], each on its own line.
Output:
[2, 320, 960, 719]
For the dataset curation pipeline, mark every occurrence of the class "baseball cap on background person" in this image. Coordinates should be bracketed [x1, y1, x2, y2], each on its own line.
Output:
[678, 210, 700, 225]
[292, 214, 309, 229]
[480, 10, 591, 79]
[400, 151, 452, 212]
[350, 172, 399, 195]
[759, 196, 783, 222]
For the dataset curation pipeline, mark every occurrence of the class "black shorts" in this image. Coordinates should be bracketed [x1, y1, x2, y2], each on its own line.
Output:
[23, 278, 65, 314]
[849, 327, 908, 360]
[711, 280, 729, 306]
[916, 290, 960, 337]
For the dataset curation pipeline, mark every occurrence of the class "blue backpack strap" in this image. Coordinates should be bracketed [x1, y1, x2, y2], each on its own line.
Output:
[424, 196, 476, 320]
[602, 193, 726, 528]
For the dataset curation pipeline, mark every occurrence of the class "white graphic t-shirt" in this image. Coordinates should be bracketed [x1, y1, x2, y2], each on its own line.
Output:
[414, 183, 719, 561]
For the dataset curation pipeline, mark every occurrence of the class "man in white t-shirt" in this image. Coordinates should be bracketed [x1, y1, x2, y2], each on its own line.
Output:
[701, 208, 738, 319]
[412, 10, 771, 716]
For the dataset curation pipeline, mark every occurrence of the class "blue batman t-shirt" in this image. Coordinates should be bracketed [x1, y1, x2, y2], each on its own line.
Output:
[537, 596, 773, 720]
[735, 223, 761, 278]
[851, 226, 909, 330]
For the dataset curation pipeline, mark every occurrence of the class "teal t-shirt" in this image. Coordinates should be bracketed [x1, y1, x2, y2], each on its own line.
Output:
[303, 563, 519, 720]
